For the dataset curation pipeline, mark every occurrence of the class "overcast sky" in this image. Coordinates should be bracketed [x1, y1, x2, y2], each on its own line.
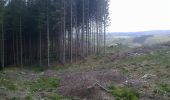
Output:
[108, 0, 170, 32]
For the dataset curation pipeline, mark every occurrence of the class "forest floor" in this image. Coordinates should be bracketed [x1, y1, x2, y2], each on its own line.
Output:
[0, 42, 170, 100]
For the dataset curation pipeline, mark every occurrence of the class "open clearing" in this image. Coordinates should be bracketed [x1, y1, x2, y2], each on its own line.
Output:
[0, 42, 170, 100]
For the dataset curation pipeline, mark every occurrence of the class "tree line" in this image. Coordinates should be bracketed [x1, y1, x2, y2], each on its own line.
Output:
[0, 0, 109, 69]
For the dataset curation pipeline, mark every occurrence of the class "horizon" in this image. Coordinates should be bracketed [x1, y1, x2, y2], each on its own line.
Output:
[108, 29, 170, 33]
[108, 0, 170, 32]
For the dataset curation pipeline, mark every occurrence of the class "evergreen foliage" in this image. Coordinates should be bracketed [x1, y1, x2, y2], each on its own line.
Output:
[0, 0, 109, 68]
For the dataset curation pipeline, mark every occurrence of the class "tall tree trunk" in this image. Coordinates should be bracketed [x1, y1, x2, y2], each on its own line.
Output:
[29, 34, 32, 64]
[39, 26, 42, 66]
[12, 30, 15, 65]
[89, 18, 92, 54]
[104, 2, 106, 54]
[1, 19, 4, 68]
[97, 20, 99, 54]
[87, 0, 90, 56]
[75, 21, 78, 62]
[70, 0, 73, 63]
[62, 0, 66, 64]
[20, 17, 23, 67]
[82, 0, 85, 58]
[16, 32, 19, 65]
[47, 0, 50, 67]
[92, 21, 94, 53]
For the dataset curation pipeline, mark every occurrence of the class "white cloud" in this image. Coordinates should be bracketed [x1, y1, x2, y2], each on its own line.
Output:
[108, 0, 170, 32]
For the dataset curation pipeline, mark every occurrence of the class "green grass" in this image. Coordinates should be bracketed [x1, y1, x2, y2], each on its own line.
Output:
[154, 83, 170, 96]
[25, 95, 33, 100]
[26, 77, 60, 92]
[0, 77, 18, 91]
[45, 94, 64, 100]
[25, 64, 46, 72]
[107, 44, 130, 53]
[113, 48, 170, 79]
[24, 93, 64, 100]
[117, 49, 170, 67]
[23, 76, 62, 99]
[109, 83, 139, 100]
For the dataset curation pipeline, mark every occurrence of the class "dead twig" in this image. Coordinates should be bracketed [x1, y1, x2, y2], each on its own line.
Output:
[87, 81, 112, 93]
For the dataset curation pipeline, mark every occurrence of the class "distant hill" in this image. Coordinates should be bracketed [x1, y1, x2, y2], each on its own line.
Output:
[107, 30, 170, 47]
[107, 30, 170, 37]
[133, 35, 153, 44]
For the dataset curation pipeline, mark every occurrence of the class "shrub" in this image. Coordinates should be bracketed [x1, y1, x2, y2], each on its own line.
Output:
[109, 84, 139, 100]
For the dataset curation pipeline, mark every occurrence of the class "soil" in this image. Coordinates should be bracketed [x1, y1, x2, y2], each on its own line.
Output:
[38, 69, 126, 99]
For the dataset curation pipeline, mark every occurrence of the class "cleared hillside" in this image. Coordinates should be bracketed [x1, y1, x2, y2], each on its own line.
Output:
[1, 41, 170, 100]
